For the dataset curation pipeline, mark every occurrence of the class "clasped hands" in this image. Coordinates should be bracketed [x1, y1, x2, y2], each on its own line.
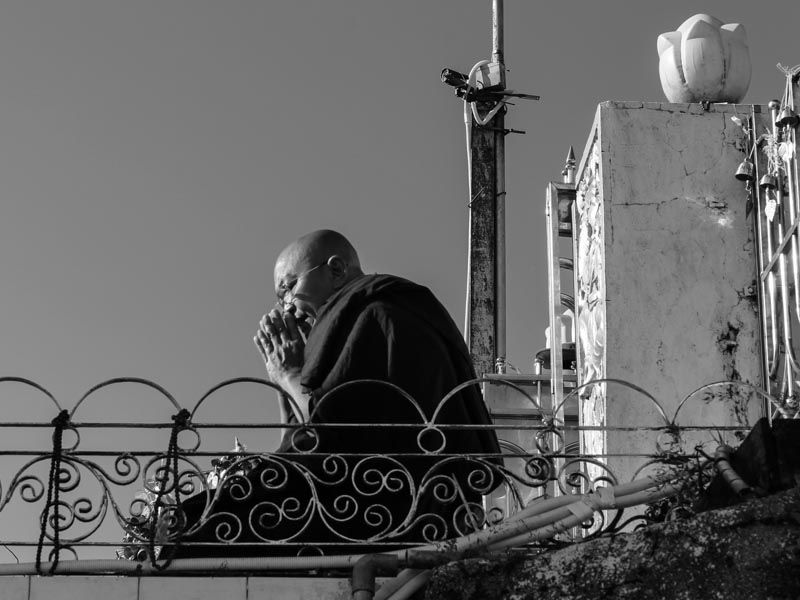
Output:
[254, 306, 311, 387]
[255, 306, 313, 425]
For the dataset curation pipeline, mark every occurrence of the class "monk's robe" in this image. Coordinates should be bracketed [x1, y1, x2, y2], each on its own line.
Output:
[176, 274, 501, 556]
[284, 273, 500, 455]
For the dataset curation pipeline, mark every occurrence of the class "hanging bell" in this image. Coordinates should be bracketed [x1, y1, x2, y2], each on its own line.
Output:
[759, 173, 778, 190]
[734, 159, 755, 181]
[776, 106, 799, 129]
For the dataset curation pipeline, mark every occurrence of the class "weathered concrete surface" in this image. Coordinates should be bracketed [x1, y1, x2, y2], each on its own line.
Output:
[425, 486, 800, 599]
[574, 102, 770, 485]
[0, 575, 362, 600]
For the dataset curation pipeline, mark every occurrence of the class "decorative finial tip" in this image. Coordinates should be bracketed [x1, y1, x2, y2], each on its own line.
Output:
[562, 146, 577, 184]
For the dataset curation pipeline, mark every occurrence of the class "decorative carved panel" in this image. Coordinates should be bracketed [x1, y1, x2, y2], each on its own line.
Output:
[575, 138, 606, 461]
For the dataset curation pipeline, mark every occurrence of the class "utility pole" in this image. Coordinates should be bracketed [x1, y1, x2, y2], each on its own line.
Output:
[466, 0, 506, 377]
[443, 1, 536, 376]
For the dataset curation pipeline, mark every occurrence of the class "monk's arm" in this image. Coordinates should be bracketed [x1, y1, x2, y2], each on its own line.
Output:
[275, 373, 311, 423]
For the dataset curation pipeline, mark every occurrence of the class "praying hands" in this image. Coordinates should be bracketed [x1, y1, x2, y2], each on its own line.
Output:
[254, 307, 312, 424]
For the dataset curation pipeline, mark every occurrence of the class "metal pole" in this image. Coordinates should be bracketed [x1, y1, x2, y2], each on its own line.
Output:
[493, 0, 507, 373]
[492, 0, 504, 67]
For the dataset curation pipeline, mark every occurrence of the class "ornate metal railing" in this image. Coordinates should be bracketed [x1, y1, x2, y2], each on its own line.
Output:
[0, 375, 771, 572]
[738, 65, 800, 420]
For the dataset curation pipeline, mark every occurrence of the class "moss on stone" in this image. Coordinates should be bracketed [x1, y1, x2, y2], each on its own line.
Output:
[425, 487, 800, 599]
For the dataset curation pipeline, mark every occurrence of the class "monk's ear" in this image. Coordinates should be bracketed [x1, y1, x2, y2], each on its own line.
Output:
[327, 255, 348, 285]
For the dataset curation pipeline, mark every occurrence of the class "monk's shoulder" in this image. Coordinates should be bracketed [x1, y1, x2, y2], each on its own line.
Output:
[359, 298, 422, 324]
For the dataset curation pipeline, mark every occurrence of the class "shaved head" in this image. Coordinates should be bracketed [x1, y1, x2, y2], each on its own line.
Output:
[273, 230, 364, 319]
[276, 229, 361, 274]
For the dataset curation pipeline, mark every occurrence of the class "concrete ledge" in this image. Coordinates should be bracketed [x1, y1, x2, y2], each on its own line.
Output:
[0, 575, 358, 600]
[597, 100, 766, 114]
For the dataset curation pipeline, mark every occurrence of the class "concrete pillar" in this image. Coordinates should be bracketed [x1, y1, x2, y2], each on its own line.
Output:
[574, 102, 767, 485]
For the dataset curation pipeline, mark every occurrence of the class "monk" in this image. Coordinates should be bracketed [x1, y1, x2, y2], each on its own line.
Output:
[176, 230, 500, 556]
[257, 229, 499, 455]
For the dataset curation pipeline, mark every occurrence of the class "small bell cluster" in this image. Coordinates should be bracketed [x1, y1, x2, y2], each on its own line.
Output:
[734, 65, 799, 196]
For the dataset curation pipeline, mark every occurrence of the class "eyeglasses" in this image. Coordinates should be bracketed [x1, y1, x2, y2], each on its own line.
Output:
[276, 260, 328, 309]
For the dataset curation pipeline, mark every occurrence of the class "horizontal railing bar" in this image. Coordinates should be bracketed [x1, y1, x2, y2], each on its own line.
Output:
[0, 422, 750, 431]
[481, 374, 578, 382]
[0, 423, 177, 428]
[1, 541, 426, 548]
[0, 455, 713, 465]
[0, 451, 701, 461]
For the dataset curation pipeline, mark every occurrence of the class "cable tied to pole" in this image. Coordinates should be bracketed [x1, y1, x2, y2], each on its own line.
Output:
[463, 58, 497, 337]
[149, 407, 192, 571]
[36, 408, 71, 575]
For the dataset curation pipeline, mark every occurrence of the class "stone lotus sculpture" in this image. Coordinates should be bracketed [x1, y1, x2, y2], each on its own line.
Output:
[658, 14, 751, 103]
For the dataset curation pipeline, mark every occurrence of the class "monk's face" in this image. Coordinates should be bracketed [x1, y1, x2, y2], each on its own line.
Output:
[273, 251, 334, 322]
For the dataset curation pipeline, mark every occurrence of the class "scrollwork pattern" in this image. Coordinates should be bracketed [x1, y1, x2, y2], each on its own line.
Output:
[0, 376, 767, 563]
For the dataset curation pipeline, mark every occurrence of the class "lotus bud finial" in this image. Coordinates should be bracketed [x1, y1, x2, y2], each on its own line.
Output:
[658, 14, 751, 103]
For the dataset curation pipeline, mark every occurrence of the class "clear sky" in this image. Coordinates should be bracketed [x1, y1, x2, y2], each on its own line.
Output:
[1, 0, 798, 423]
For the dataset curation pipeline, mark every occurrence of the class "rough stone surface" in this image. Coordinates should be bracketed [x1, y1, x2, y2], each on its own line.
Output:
[424, 487, 800, 599]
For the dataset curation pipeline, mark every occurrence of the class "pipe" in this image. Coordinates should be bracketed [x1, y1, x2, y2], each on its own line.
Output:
[492, 0, 506, 375]
[369, 551, 456, 600]
[379, 481, 683, 599]
[749, 108, 774, 399]
[491, 481, 682, 551]
[351, 554, 399, 600]
[0, 553, 371, 576]
[492, 0, 504, 67]
[770, 100, 800, 377]
[384, 570, 433, 600]
[495, 108, 506, 374]
[376, 551, 465, 600]
[714, 445, 753, 497]
[376, 474, 684, 598]
[374, 568, 425, 600]
[757, 114, 781, 380]
[463, 58, 491, 341]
